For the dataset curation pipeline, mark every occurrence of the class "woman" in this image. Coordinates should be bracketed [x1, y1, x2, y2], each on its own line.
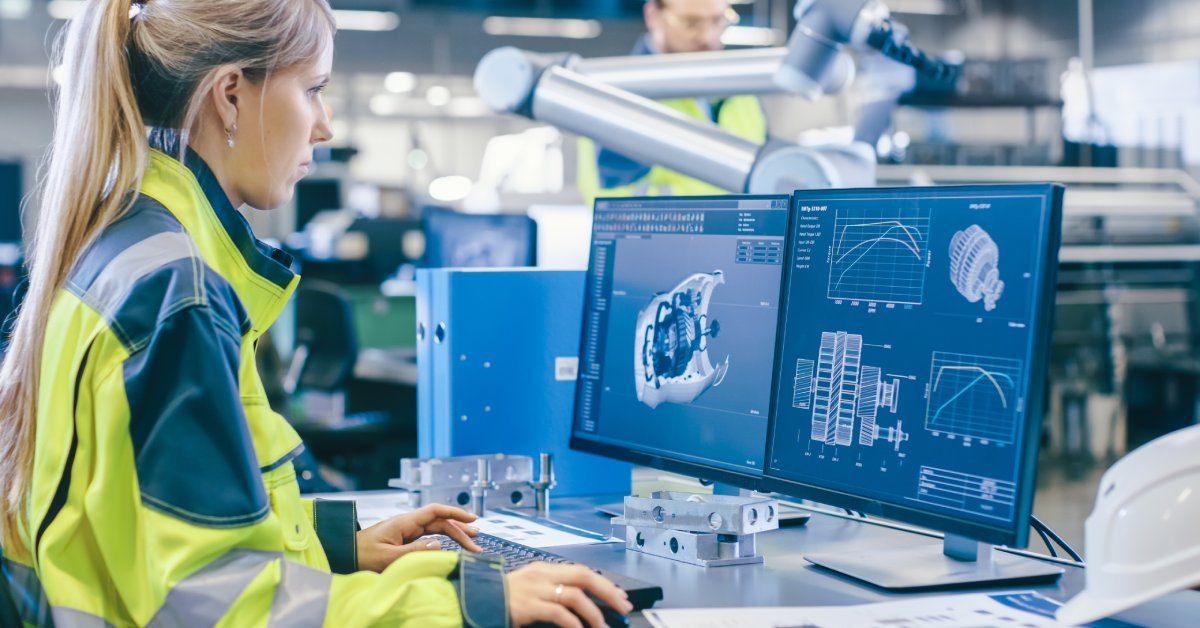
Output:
[0, 1, 630, 626]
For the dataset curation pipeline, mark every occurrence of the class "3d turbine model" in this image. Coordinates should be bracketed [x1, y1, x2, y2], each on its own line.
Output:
[949, 225, 1004, 312]
[634, 271, 730, 409]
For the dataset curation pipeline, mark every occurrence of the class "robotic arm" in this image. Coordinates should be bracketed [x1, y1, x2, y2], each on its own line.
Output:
[474, 0, 955, 194]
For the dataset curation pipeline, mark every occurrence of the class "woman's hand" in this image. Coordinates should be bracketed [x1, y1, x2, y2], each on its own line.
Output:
[506, 563, 634, 628]
[355, 504, 483, 572]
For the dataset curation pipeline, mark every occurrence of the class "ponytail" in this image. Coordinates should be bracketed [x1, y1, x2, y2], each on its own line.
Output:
[0, 0, 334, 551]
[0, 0, 147, 548]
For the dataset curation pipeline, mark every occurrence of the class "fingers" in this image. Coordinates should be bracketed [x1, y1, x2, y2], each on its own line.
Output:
[448, 519, 480, 538]
[429, 519, 483, 553]
[528, 600, 583, 628]
[371, 537, 444, 570]
[552, 565, 632, 616]
[415, 503, 479, 525]
[556, 585, 605, 628]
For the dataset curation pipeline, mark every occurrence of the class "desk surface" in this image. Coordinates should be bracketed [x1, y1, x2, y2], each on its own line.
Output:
[539, 495, 1198, 627]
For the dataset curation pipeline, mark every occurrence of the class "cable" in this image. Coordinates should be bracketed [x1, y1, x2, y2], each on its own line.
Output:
[866, 19, 960, 84]
[1030, 515, 1084, 563]
[1032, 522, 1058, 559]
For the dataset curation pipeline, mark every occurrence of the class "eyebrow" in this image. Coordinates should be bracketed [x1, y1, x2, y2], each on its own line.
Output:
[313, 73, 331, 83]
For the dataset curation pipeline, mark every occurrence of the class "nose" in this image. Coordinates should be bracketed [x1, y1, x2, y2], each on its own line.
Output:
[313, 103, 334, 144]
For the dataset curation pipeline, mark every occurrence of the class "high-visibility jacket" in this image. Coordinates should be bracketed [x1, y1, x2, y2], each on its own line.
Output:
[576, 37, 768, 203]
[0, 134, 506, 627]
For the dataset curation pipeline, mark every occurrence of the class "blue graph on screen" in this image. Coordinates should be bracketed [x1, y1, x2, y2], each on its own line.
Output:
[925, 352, 1024, 444]
[827, 209, 930, 304]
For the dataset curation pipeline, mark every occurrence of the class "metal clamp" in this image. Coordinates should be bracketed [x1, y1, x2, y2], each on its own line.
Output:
[529, 452, 557, 517]
[618, 492, 780, 567]
[389, 454, 536, 512]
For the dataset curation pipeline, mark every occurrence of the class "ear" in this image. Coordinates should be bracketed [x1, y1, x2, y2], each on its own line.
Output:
[207, 65, 245, 133]
[644, 1, 660, 30]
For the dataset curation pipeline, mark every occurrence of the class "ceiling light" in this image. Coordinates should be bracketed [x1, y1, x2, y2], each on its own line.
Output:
[425, 85, 451, 107]
[46, 0, 83, 20]
[482, 16, 602, 40]
[407, 149, 429, 171]
[429, 176, 473, 203]
[332, 10, 400, 32]
[720, 26, 783, 47]
[369, 94, 397, 116]
[0, 0, 31, 20]
[384, 72, 416, 94]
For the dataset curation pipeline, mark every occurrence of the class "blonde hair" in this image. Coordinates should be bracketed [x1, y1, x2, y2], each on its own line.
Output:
[0, 0, 334, 549]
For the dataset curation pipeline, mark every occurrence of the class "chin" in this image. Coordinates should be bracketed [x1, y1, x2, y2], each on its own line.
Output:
[248, 189, 294, 212]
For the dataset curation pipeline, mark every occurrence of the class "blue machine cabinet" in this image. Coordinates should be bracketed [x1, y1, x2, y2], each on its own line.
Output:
[416, 268, 630, 497]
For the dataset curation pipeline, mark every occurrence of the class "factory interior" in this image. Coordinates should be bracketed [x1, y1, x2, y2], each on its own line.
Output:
[1, 0, 1199, 626]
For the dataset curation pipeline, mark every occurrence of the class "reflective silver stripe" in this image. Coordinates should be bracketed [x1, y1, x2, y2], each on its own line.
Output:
[3, 558, 52, 626]
[146, 549, 275, 628]
[268, 559, 331, 628]
[52, 606, 114, 627]
[2, 559, 114, 627]
[80, 231, 198, 320]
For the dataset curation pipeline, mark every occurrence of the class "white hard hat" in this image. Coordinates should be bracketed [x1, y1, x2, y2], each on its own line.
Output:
[1057, 424, 1200, 624]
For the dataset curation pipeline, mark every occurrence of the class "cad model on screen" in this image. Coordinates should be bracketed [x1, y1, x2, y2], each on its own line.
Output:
[769, 187, 1053, 532]
[574, 197, 790, 475]
[635, 271, 730, 409]
[949, 224, 1005, 312]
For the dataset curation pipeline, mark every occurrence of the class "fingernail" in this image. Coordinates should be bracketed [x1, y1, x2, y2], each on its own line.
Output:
[426, 540, 440, 549]
[468, 526, 480, 532]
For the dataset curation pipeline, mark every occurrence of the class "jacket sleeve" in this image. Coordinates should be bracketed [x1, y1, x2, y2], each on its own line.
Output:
[306, 498, 359, 574]
[88, 302, 508, 627]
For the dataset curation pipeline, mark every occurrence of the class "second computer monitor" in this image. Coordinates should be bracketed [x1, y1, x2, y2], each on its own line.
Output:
[764, 184, 1063, 547]
[571, 196, 791, 484]
[422, 207, 537, 268]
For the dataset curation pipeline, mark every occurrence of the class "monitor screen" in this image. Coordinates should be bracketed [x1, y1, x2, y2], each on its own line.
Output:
[571, 196, 791, 481]
[0, 162, 23, 243]
[763, 184, 1063, 546]
[423, 207, 536, 268]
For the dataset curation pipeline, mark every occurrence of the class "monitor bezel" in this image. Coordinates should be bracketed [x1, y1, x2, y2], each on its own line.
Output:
[568, 194, 792, 489]
[760, 183, 1065, 548]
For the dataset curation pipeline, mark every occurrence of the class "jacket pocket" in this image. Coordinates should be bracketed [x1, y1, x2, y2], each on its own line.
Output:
[265, 462, 311, 553]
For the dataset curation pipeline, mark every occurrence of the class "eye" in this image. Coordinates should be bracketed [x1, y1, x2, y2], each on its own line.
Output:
[308, 83, 328, 96]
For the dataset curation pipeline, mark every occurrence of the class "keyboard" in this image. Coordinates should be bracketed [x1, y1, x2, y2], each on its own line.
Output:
[434, 532, 664, 613]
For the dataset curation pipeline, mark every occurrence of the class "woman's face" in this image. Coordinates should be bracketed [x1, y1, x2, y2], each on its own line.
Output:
[224, 37, 334, 210]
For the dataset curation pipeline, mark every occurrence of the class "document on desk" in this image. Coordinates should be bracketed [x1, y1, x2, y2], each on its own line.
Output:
[472, 512, 620, 548]
[643, 591, 1137, 628]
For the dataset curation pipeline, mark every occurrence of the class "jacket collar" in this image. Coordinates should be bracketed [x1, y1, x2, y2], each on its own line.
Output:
[143, 129, 299, 333]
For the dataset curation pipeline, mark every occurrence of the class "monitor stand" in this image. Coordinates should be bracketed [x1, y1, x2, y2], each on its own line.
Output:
[804, 533, 1064, 591]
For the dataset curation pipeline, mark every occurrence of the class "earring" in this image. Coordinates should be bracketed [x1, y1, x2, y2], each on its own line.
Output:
[226, 123, 238, 148]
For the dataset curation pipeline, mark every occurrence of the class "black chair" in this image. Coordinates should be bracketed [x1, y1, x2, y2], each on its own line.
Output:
[285, 280, 410, 488]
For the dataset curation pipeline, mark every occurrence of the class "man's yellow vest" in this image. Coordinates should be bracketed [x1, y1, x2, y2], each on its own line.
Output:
[1, 139, 505, 627]
[577, 95, 767, 203]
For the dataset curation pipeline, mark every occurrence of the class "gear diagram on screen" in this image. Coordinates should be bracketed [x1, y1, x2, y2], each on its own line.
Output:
[948, 225, 1004, 311]
[634, 271, 730, 409]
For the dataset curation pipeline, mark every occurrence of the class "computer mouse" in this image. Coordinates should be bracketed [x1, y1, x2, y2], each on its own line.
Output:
[586, 592, 631, 627]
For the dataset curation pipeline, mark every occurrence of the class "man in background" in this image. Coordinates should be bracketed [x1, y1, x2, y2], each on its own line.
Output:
[577, 0, 768, 201]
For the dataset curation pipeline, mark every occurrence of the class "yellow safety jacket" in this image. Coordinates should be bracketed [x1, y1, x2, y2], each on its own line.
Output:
[0, 133, 506, 627]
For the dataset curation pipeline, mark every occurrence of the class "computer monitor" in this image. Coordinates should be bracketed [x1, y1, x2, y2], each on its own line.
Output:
[762, 184, 1065, 589]
[422, 207, 536, 268]
[0, 162, 23, 243]
[570, 195, 791, 486]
